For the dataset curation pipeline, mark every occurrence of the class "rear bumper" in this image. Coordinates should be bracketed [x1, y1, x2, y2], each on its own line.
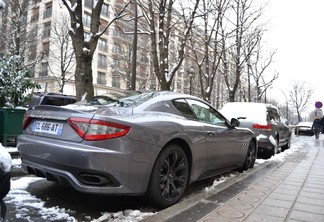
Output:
[17, 134, 158, 195]
[256, 135, 275, 151]
[295, 129, 314, 136]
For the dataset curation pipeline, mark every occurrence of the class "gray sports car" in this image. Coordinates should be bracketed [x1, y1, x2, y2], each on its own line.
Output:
[17, 91, 257, 208]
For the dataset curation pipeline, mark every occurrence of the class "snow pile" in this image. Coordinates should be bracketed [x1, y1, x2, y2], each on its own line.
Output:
[93, 210, 155, 222]
[0, 143, 12, 173]
[6, 177, 77, 222]
[0, 1, 5, 9]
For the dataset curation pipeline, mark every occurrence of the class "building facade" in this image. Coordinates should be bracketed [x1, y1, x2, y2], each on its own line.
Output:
[0, 0, 227, 107]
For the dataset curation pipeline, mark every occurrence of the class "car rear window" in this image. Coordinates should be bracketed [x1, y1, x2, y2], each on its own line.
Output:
[111, 91, 161, 108]
[41, 96, 76, 106]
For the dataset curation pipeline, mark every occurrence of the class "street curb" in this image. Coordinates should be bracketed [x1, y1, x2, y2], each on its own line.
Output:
[140, 160, 282, 222]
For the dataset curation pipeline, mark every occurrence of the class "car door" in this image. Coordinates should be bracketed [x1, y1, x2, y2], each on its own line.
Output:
[268, 107, 289, 145]
[278, 111, 291, 144]
[186, 99, 241, 171]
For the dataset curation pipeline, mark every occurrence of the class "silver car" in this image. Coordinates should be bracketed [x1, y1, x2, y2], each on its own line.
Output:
[220, 102, 292, 158]
[18, 91, 257, 208]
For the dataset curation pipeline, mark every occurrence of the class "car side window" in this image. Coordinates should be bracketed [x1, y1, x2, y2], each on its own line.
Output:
[172, 99, 198, 120]
[186, 99, 226, 126]
[268, 108, 280, 122]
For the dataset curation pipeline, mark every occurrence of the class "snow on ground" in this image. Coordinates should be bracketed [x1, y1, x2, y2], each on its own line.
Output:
[0, 144, 12, 172]
[2, 136, 308, 221]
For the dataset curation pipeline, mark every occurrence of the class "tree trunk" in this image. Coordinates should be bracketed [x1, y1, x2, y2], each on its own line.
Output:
[228, 90, 235, 102]
[74, 54, 94, 101]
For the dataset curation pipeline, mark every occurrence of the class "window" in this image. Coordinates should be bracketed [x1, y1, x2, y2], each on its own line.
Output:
[28, 45, 37, 61]
[43, 3, 52, 19]
[31, 7, 39, 22]
[99, 19, 108, 32]
[101, 3, 109, 17]
[172, 99, 197, 120]
[113, 43, 123, 54]
[173, 99, 226, 125]
[83, 13, 91, 27]
[84, 32, 90, 42]
[43, 22, 51, 39]
[43, 42, 50, 56]
[112, 28, 122, 37]
[98, 38, 108, 52]
[85, 0, 93, 8]
[39, 63, 49, 77]
[111, 58, 120, 69]
[187, 99, 225, 125]
[98, 54, 107, 68]
[30, 66, 36, 78]
[112, 76, 120, 88]
[97, 72, 106, 85]
[30, 0, 41, 4]
[267, 108, 280, 122]
[30, 28, 38, 40]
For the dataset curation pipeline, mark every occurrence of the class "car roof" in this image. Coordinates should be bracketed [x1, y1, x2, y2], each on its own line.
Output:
[220, 102, 269, 121]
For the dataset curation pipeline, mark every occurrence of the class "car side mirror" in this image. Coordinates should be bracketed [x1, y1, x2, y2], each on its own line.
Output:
[231, 118, 240, 127]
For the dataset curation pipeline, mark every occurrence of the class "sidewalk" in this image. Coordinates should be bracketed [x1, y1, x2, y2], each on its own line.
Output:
[197, 138, 324, 222]
[142, 137, 324, 222]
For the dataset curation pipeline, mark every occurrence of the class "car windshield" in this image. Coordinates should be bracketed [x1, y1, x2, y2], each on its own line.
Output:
[109, 91, 161, 108]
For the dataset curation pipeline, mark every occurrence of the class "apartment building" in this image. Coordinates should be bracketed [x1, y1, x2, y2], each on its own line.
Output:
[0, 0, 218, 100]
[33, 0, 154, 96]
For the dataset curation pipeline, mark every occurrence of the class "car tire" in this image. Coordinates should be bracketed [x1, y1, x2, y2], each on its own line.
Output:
[239, 140, 256, 172]
[146, 144, 189, 208]
[266, 138, 279, 159]
[281, 134, 291, 151]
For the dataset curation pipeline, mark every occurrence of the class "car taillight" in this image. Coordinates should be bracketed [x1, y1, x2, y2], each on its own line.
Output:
[252, 123, 272, 131]
[22, 112, 32, 129]
[67, 117, 131, 141]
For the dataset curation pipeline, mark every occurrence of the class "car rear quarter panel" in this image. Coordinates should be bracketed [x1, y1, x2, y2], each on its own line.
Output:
[117, 112, 209, 182]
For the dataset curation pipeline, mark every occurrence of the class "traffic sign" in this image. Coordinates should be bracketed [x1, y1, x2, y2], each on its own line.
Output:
[315, 101, 323, 109]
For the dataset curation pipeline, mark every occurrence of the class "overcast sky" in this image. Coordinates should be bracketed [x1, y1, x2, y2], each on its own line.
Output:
[260, 0, 324, 112]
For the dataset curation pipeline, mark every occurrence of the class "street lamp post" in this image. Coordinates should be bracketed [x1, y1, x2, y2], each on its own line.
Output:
[278, 89, 289, 120]
[272, 87, 289, 120]
[187, 66, 195, 95]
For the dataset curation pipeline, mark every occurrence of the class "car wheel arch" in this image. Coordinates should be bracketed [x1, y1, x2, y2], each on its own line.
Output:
[239, 139, 257, 172]
[145, 138, 193, 190]
[146, 140, 192, 208]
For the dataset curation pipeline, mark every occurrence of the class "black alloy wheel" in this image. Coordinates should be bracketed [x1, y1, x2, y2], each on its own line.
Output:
[147, 144, 189, 208]
[239, 140, 256, 172]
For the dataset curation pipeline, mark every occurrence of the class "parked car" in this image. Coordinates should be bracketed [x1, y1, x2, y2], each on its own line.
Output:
[220, 102, 292, 158]
[27, 92, 76, 107]
[17, 91, 257, 208]
[294, 122, 314, 136]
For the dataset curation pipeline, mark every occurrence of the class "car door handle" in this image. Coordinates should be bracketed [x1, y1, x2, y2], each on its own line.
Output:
[207, 131, 215, 136]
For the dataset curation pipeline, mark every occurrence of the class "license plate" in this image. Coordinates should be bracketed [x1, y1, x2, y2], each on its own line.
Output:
[32, 121, 63, 135]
